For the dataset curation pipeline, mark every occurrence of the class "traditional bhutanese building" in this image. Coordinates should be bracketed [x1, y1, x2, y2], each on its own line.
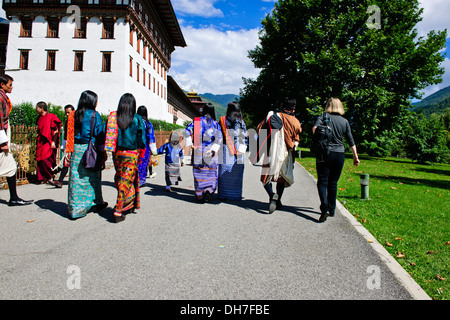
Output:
[167, 75, 199, 125]
[186, 89, 206, 114]
[2, 0, 193, 122]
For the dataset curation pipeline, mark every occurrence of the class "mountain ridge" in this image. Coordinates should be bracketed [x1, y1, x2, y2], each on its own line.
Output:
[412, 85, 450, 116]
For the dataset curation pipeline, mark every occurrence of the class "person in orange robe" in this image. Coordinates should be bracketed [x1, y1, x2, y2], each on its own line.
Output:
[257, 98, 302, 213]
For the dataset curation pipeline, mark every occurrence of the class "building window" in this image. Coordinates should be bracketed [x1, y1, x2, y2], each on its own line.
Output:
[46, 50, 57, 71]
[102, 52, 112, 72]
[20, 18, 32, 37]
[143, 69, 146, 87]
[102, 18, 114, 39]
[129, 28, 133, 46]
[137, 37, 140, 54]
[136, 63, 140, 82]
[74, 17, 87, 38]
[149, 74, 151, 90]
[19, 49, 30, 70]
[74, 51, 84, 71]
[129, 56, 133, 77]
[47, 18, 59, 38]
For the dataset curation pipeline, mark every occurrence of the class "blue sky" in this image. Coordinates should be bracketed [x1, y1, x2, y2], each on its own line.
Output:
[173, 0, 274, 30]
[171, 0, 450, 98]
[170, 0, 276, 95]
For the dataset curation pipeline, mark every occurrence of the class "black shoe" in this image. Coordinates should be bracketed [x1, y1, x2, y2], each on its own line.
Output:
[92, 202, 108, 213]
[276, 199, 283, 210]
[113, 214, 125, 223]
[319, 213, 330, 222]
[269, 194, 278, 214]
[8, 198, 34, 206]
[204, 191, 212, 203]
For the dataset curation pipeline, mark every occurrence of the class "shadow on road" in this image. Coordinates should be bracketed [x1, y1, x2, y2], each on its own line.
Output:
[34, 199, 115, 222]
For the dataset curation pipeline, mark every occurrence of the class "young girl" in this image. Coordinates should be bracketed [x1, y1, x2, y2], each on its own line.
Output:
[157, 131, 184, 191]
[136, 105, 157, 187]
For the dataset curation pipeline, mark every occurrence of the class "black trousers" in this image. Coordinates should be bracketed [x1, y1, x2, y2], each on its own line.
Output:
[316, 151, 345, 216]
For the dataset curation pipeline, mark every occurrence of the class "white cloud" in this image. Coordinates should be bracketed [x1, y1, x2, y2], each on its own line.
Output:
[171, 26, 261, 95]
[171, 0, 223, 18]
[415, 0, 450, 97]
[419, 57, 450, 98]
[416, 0, 450, 39]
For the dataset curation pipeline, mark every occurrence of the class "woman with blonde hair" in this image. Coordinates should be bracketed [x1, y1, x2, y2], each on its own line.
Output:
[313, 98, 360, 222]
[325, 97, 345, 115]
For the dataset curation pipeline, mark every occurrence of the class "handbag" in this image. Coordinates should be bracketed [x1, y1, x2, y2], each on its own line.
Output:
[80, 111, 106, 171]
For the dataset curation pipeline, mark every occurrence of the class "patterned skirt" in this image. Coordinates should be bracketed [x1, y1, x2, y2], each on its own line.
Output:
[218, 146, 245, 201]
[113, 149, 140, 214]
[68, 144, 103, 219]
[193, 165, 218, 200]
[218, 163, 244, 200]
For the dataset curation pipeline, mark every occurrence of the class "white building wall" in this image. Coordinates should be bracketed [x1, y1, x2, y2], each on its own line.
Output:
[124, 27, 171, 123]
[5, 15, 171, 121]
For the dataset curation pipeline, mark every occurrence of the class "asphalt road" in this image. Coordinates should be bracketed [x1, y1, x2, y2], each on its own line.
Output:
[0, 154, 428, 300]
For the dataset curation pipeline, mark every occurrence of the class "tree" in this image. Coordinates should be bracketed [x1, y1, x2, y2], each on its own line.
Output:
[240, 0, 447, 151]
[405, 113, 450, 164]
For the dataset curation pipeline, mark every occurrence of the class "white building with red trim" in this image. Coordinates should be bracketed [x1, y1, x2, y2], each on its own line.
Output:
[2, 0, 198, 123]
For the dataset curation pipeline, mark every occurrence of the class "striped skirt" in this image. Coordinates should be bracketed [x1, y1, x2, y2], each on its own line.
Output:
[165, 163, 181, 186]
[193, 165, 218, 200]
[68, 144, 103, 219]
[113, 149, 140, 214]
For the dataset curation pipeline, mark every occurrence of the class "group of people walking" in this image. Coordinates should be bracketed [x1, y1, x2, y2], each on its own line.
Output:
[0, 73, 360, 224]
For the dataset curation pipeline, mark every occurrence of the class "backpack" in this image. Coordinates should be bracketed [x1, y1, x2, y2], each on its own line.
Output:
[310, 113, 332, 162]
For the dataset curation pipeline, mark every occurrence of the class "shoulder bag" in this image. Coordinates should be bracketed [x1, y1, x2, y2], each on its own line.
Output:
[80, 111, 106, 171]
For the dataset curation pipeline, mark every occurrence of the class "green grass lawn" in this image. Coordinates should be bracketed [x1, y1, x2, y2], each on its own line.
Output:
[297, 148, 449, 300]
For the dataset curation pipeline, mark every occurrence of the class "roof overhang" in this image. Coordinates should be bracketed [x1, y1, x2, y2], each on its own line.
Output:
[151, 0, 186, 48]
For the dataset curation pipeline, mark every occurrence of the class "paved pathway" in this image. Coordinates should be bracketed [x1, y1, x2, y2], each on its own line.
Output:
[0, 154, 429, 300]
